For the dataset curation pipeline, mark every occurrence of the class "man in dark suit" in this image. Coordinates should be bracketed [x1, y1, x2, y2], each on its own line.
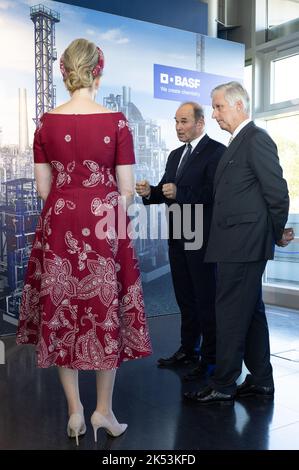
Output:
[136, 102, 226, 374]
[184, 82, 294, 404]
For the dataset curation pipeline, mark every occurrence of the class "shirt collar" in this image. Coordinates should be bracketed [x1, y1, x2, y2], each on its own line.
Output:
[187, 132, 206, 151]
[231, 119, 252, 140]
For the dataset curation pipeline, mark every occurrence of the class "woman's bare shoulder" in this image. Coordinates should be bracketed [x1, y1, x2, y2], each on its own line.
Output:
[91, 104, 114, 114]
[47, 103, 70, 114]
[46, 103, 115, 115]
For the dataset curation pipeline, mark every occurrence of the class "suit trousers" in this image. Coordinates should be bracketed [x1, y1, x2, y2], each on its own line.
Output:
[212, 260, 274, 394]
[168, 239, 216, 363]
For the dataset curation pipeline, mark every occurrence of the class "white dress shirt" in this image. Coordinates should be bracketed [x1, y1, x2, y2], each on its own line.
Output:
[177, 133, 207, 167]
[230, 119, 252, 142]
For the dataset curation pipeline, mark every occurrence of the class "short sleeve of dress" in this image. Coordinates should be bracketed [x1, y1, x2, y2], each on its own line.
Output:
[33, 118, 48, 163]
[115, 113, 135, 165]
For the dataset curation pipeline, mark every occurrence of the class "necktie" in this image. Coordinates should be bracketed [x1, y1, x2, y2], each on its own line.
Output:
[176, 143, 192, 177]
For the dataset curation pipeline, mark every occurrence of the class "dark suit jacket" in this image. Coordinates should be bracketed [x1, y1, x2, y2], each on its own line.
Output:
[205, 122, 289, 262]
[143, 134, 226, 253]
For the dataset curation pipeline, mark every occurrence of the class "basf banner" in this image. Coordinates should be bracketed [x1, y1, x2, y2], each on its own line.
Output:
[0, 0, 244, 333]
[154, 65, 237, 104]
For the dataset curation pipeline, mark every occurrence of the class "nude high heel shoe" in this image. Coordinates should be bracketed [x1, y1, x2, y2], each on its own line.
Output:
[90, 411, 127, 442]
[67, 413, 87, 446]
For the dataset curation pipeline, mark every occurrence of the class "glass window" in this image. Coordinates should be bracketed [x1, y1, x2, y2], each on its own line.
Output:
[244, 64, 252, 111]
[264, 115, 299, 288]
[268, 0, 299, 27]
[271, 54, 299, 103]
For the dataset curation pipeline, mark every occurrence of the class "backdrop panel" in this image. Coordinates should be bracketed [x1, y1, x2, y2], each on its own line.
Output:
[0, 0, 244, 333]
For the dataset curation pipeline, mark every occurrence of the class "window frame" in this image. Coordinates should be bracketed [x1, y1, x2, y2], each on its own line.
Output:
[254, 36, 299, 119]
[266, 46, 299, 111]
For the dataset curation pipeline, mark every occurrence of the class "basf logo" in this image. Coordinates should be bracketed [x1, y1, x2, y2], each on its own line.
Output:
[159, 71, 200, 89]
[154, 64, 238, 104]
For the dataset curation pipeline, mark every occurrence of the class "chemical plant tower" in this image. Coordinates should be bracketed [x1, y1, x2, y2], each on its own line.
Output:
[30, 4, 60, 124]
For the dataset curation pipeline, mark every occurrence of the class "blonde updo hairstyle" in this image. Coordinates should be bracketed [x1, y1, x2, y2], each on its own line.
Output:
[62, 38, 101, 93]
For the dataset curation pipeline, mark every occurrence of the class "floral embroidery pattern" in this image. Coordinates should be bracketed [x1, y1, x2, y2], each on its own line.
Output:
[65, 231, 92, 271]
[67, 161, 75, 172]
[77, 257, 118, 307]
[82, 160, 104, 187]
[90, 191, 119, 216]
[118, 119, 132, 133]
[82, 162, 117, 188]
[41, 256, 77, 306]
[118, 120, 126, 129]
[43, 207, 52, 237]
[17, 284, 40, 338]
[51, 160, 75, 188]
[27, 257, 42, 280]
[46, 302, 78, 332]
[97, 301, 120, 331]
[54, 198, 76, 215]
[106, 227, 118, 257]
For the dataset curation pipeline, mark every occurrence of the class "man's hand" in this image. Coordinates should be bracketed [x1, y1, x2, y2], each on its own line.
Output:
[276, 227, 295, 247]
[162, 183, 177, 199]
[135, 180, 151, 197]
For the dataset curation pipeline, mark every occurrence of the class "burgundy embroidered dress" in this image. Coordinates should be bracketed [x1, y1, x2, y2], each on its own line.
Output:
[16, 112, 152, 369]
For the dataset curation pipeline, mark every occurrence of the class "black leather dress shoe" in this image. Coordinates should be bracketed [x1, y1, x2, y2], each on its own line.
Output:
[157, 348, 198, 367]
[183, 362, 215, 382]
[236, 381, 274, 398]
[183, 386, 234, 404]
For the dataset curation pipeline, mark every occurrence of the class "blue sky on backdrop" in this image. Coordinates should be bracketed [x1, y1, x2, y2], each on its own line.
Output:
[0, 0, 244, 146]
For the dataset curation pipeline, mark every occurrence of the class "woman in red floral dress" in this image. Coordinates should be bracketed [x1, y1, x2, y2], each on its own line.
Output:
[16, 38, 152, 445]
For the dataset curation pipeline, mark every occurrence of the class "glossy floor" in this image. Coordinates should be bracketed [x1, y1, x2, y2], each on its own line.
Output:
[0, 306, 299, 450]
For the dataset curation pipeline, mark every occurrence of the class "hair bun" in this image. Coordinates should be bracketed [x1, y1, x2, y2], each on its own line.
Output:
[60, 38, 104, 93]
